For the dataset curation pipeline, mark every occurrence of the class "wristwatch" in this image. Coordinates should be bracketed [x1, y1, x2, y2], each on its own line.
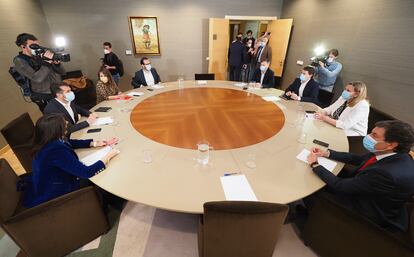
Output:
[310, 161, 320, 168]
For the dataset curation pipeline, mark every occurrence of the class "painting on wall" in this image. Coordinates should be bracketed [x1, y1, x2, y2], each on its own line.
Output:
[128, 16, 161, 55]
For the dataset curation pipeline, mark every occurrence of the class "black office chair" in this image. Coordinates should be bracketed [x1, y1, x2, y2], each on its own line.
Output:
[1, 113, 35, 172]
[195, 73, 215, 80]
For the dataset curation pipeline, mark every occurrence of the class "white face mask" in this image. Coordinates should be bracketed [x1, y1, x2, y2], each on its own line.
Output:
[104, 49, 110, 54]
[327, 57, 334, 63]
[145, 64, 152, 71]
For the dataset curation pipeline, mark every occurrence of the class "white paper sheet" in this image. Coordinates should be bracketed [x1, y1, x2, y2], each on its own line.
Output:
[234, 82, 247, 87]
[151, 84, 164, 89]
[262, 96, 281, 102]
[80, 146, 112, 166]
[127, 91, 144, 97]
[197, 80, 207, 85]
[220, 175, 258, 201]
[296, 149, 337, 172]
[91, 117, 113, 126]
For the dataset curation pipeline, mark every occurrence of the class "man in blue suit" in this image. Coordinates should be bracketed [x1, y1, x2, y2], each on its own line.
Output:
[307, 120, 414, 231]
[284, 66, 320, 105]
[228, 33, 246, 81]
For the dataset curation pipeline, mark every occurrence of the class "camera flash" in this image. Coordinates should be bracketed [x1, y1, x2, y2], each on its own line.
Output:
[55, 36, 66, 47]
[314, 45, 325, 56]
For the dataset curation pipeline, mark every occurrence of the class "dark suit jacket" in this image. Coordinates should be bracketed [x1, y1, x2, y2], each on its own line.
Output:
[284, 78, 320, 105]
[228, 41, 246, 67]
[312, 150, 414, 231]
[131, 68, 161, 88]
[44, 98, 91, 134]
[253, 68, 275, 88]
[22, 139, 105, 208]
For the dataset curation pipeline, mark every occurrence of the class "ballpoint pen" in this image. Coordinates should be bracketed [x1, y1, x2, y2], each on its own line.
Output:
[224, 172, 241, 176]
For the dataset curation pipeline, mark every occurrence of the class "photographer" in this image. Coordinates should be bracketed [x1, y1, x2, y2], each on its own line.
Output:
[314, 49, 342, 92]
[13, 33, 66, 112]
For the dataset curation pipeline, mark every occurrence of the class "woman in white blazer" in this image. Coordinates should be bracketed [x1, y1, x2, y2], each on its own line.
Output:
[315, 81, 369, 136]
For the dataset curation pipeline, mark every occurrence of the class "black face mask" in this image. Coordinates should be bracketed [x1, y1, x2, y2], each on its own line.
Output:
[236, 36, 242, 41]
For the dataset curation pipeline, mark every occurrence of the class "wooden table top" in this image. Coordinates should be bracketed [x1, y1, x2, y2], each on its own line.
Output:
[131, 87, 285, 150]
[72, 80, 349, 214]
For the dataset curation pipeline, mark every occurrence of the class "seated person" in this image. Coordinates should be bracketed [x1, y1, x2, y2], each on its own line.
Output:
[252, 60, 274, 88]
[307, 120, 414, 231]
[23, 114, 120, 208]
[131, 57, 161, 88]
[96, 67, 126, 104]
[315, 81, 369, 136]
[283, 66, 319, 105]
[44, 82, 96, 134]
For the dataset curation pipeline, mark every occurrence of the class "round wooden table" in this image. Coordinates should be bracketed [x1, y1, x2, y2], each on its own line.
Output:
[72, 80, 349, 214]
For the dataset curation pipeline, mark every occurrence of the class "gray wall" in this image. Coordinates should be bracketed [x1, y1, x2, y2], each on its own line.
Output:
[0, 0, 51, 148]
[281, 0, 414, 125]
[40, 0, 283, 92]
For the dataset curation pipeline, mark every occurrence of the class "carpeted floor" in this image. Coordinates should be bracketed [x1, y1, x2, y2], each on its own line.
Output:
[0, 202, 317, 257]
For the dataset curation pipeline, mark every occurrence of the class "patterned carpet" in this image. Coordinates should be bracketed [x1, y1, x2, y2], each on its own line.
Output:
[0, 202, 317, 257]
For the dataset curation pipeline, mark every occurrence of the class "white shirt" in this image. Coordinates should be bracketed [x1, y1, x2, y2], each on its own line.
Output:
[56, 98, 75, 123]
[298, 79, 309, 97]
[375, 152, 397, 161]
[323, 97, 370, 136]
[260, 71, 266, 85]
[143, 69, 155, 86]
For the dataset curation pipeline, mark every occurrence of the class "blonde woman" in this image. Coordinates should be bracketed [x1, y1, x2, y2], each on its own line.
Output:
[315, 81, 369, 136]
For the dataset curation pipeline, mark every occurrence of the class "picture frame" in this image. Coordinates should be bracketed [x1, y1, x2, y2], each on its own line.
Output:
[128, 16, 161, 55]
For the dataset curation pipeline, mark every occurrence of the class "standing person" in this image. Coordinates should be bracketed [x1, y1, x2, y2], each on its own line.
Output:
[253, 37, 272, 70]
[228, 34, 246, 81]
[243, 30, 256, 46]
[13, 33, 66, 112]
[243, 38, 255, 82]
[102, 42, 122, 86]
[314, 48, 342, 92]
[96, 68, 126, 104]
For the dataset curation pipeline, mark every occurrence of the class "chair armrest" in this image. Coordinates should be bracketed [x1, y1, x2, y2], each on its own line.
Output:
[3, 186, 109, 257]
[304, 193, 414, 257]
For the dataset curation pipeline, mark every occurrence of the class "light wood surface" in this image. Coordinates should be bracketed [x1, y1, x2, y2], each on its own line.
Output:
[267, 18, 293, 77]
[71, 80, 349, 214]
[208, 18, 229, 80]
[0, 145, 26, 176]
[131, 88, 285, 150]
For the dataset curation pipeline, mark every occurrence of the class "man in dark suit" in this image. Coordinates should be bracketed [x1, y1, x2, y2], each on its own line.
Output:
[284, 66, 320, 105]
[307, 120, 414, 231]
[252, 60, 275, 88]
[44, 82, 96, 134]
[131, 57, 161, 88]
[228, 34, 246, 81]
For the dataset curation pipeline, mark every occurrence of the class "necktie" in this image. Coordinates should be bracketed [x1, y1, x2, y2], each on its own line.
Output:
[331, 101, 347, 120]
[357, 156, 377, 172]
[257, 47, 264, 62]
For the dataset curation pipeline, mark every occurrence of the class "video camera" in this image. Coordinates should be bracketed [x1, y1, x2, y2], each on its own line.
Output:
[310, 54, 329, 68]
[29, 44, 71, 62]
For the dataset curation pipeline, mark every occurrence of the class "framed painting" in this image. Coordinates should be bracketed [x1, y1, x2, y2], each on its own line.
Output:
[128, 16, 161, 55]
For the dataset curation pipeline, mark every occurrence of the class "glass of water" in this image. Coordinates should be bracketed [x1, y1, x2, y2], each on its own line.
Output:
[142, 149, 152, 164]
[197, 140, 210, 165]
[178, 77, 184, 89]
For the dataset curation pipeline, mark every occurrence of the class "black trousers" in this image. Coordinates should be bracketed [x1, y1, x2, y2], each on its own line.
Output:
[30, 92, 53, 113]
[229, 65, 242, 81]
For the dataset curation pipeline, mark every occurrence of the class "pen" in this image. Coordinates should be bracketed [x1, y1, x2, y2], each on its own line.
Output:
[224, 172, 241, 176]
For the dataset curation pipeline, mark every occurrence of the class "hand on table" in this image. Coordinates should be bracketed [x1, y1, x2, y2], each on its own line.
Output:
[92, 138, 119, 147]
[86, 113, 97, 125]
[290, 92, 299, 101]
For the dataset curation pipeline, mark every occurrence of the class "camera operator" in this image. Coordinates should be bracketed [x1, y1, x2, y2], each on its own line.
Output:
[13, 33, 66, 112]
[314, 49, 342, 92]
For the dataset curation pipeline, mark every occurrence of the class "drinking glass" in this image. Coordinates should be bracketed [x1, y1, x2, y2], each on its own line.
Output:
[197, 140, 210, 165]
[246, 153, 257, 169]
[142, 150, 152, 164]
[178, 77, 184, 89]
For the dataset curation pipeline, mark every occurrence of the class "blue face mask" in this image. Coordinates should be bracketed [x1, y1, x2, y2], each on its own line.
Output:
[260, 65, 267, 72]
[261, 42, 266, 47]
[64, 91, 75, 102]
[341, 90, 352, 100]
[299, 74, 307, 82]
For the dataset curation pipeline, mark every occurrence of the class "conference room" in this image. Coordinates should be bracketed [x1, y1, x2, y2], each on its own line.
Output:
[1, 0, 414, 257]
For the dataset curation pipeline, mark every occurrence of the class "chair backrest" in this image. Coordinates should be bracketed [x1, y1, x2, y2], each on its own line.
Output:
[195, 73, 215, 80]
[202, 201, 289, 257]
[0, 159, 21, 224]
[1, 112, 34, 147]
[318, 89, 334, 108]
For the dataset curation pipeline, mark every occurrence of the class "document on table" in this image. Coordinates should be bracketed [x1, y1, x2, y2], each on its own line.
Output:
[234, 82, 247, 87]
[151, 84, 164, 89]
[91, 117, 113, 126]
[197, 80, 208, 85]
[127, 91, 144, 97]
[81, 146, 111, 166]
[220, 175, 258, 201]
[296, 149, 337, 172]
[262, 96, 281, 102]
